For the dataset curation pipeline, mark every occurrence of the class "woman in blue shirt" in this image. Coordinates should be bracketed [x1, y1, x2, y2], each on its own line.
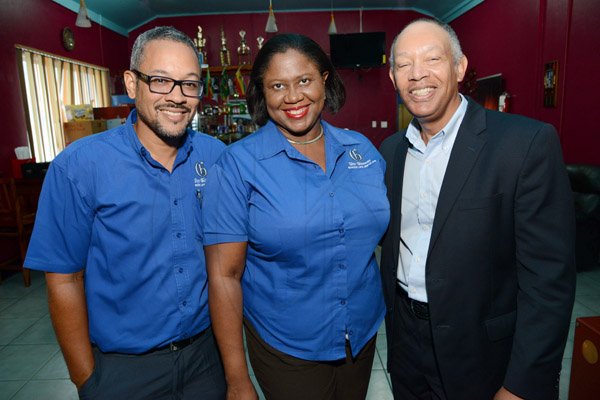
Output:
[203, 34, 390, 400]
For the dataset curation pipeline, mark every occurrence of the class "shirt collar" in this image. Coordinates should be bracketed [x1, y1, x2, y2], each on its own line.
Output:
[125, 108, 194, 167]
[405, 94, 468, 153]
[256, 119, 361, 161]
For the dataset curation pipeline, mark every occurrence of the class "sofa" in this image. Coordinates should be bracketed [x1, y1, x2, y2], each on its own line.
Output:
[566, 164, 600, 270]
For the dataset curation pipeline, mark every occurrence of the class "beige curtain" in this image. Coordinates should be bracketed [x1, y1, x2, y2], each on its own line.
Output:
[16, 45, 111, 162]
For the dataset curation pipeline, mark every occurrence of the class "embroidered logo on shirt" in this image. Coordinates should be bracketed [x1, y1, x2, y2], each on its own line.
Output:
[194, 161, 207, 188]
[348, 148, 377, 169]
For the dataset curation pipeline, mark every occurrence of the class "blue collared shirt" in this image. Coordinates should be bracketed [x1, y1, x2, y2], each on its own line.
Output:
[203, 120, 389, 361]
[398, 95, 468, 302]
[25, 110, 225, 353]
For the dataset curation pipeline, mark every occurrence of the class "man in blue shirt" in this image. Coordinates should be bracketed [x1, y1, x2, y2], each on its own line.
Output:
[25, 26, 226, 399]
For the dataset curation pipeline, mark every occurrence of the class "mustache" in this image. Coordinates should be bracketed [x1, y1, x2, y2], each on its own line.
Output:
[156, 104, 191, 113]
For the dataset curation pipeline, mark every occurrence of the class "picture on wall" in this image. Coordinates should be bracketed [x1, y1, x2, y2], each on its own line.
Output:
[544, 61, 558, 107]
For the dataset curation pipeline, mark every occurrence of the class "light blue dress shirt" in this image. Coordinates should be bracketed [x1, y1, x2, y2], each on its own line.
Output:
[398, 95, 468, 302]
[203, 120, 390, 361]
[25, 110, 225, 353]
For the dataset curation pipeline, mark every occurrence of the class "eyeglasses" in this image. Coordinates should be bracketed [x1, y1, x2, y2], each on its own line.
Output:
[132, 69, 203, 98]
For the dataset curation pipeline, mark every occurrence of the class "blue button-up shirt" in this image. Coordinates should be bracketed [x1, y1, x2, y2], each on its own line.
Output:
[203, 120, 389, 361]
[25, 110, 225, 353]
[398, 95, 468, 302]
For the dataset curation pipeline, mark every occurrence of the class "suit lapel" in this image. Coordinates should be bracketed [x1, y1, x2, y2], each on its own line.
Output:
[391, 134, 409, 263]
[428, 100, 487, 254]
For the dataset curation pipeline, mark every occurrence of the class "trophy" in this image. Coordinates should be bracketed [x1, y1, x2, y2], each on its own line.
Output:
[194, 26, 207, 65]
[237, 30, 251, 65]
[256, 36, 265, 51]
[219, 27, 231, 67]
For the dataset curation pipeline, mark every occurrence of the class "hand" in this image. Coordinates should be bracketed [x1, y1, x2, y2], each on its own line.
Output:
[71, 364, 94, 390]
[226, 378, 258, 400]
[493, 386, 524, 400]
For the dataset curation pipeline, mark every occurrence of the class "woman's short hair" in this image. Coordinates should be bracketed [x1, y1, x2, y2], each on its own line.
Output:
[246, 33, 346, 126]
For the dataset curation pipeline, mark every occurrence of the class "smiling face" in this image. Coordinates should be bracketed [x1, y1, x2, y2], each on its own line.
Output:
[262, 49, 328, 139]
[124, 39, 200, 145]
[389, 21, 467, 134]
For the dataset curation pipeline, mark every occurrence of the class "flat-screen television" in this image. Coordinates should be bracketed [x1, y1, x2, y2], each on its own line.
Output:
[329, 32, 386, 68]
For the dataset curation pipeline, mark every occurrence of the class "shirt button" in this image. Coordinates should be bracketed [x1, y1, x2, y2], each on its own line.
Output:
[176, 233, 182, 238]
[339, 264, 346, 270]
[349, 330, 354, 335]
[422, 225, 429, 231]
[416, 256, 421, 262]
[174, 199, 178, 205]
[182, 301, 187, 306]
[420, 192, 426, 198]
[329, 192, 335, 197]
[339, 228, 344, 234]
[178, 267, 183, 273]
[341, 300, 346, 305]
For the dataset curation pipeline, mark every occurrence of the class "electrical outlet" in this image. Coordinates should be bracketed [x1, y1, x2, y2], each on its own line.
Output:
[381, 121, 388, 128]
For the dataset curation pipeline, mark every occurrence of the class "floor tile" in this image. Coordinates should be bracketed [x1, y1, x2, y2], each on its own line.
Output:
[372, 350, 384, 370]
[578, 267, 600, 284]
[34, 350, 69, 380]
[559, 357, 572, 400]
[0, 380, 26, 400]
[11, 379, 78, 400]
[570, 301, 596, 324]
[24, 284, 48, 299]
[563, 338, 574, 359]
[575, 295, 600, 314]
[376, 333, 387, 351]
[0, 344, 58, 380]
[12, 316, 57, 345]
[0, 318, 38, 345]
[249, 374, 265, 400]
[0, 295, 49, 319]
[0, 298, 17, 313]
[366, 370, 393, 400]
[576, 275, 600, 296]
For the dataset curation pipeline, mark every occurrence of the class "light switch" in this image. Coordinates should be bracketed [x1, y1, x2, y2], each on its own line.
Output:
[381, 121, 388, 128]
[371, 120, 377, 128]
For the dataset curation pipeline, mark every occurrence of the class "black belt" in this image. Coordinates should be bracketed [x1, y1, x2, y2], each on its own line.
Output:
[396, 285, 430, 320]
[149, 327, 209, 353]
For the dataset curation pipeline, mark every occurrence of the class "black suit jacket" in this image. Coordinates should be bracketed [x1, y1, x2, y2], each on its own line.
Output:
[379, 98, 576, 400]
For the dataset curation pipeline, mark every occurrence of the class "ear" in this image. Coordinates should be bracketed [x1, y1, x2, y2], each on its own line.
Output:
[388, 67, 397, 90]
[322, 71, 329, 83]
[123, 70, 138, 99]
[456, 55, 468, 83]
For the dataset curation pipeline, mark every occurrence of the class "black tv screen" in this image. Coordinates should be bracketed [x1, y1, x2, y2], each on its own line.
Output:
[329, 32, 386, 68]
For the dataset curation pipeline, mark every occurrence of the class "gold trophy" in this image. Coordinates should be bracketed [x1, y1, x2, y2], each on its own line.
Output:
[237, 30, 251, 65]
[194, 26, 207, 65]
[256, 36, 265, 51]
[219, 27, 231, 67]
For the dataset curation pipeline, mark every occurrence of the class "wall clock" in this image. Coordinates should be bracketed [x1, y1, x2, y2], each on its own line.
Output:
[62, 27, 75, 51]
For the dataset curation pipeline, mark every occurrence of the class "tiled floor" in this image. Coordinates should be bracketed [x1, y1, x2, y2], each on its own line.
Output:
[1, 267, 599, 400]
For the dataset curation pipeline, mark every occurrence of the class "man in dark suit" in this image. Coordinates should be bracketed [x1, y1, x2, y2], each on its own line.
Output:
[379, 18, 576, 400]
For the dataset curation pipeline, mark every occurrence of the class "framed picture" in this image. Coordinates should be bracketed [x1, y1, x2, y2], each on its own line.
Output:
[544, 61, 558, 107]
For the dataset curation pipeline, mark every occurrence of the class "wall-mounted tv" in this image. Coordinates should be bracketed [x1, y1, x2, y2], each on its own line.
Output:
[329, 32, 386, 68]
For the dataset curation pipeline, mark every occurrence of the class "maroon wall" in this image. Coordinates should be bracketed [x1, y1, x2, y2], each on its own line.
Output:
[129, 10, 422, 148]
[452, 0, 600, 165]
[0, 0, 128, 176]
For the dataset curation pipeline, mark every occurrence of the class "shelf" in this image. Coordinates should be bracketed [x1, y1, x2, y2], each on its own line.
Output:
[203, 65, 252, 73]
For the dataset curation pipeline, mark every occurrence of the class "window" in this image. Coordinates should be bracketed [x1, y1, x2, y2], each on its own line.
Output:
[16, 45, 111, 162]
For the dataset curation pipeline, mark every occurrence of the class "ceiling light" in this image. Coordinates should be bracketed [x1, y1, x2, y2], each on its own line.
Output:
[265, 0, 278, 33]
[75, 0, 92, 28]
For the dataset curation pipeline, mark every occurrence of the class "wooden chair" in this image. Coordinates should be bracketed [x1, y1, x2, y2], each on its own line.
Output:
[0, 178, 41, 286]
